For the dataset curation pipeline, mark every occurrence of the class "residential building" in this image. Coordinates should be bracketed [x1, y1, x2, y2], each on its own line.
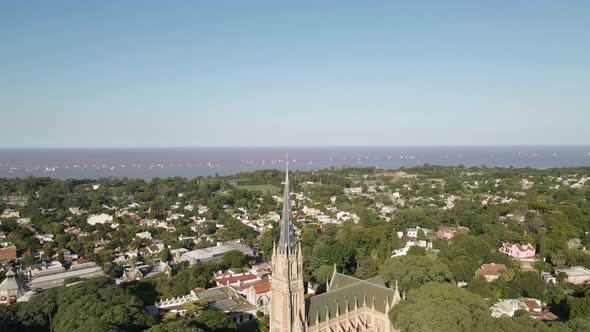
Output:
[155, 286, 257, 325]
[0, 245, 17, 261]
[406, 227, 430, 238]
[87, 213, 112, 226]
[491, 298, 557, 321]
[436, 226, 469, 240]
[499, 243, 536, 260]
[541, 271, 556, 284]
[556, 266, 590, 284]
[475, 263, 506, 282]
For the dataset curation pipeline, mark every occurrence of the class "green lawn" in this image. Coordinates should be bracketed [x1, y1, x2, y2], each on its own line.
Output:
[235, 184, 281, 195]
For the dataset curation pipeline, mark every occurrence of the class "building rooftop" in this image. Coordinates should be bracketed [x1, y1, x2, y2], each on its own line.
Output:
[181, 242, 252, 263]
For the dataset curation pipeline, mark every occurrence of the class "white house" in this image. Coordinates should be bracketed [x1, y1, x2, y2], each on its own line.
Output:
[87, 213, 112, 226]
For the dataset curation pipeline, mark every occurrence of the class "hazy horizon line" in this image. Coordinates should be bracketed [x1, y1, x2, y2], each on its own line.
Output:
[1, 144, 590, 150]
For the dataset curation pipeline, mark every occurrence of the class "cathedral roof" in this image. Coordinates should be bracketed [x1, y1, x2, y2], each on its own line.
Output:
[306, 273, 398, 326]
[278, 164, 295, 254]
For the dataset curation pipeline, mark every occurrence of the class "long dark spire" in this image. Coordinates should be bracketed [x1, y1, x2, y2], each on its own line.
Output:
[278, 162, 295, 254]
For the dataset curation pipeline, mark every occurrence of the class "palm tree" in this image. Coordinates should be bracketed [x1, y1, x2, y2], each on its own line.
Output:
[45, 302, 56, 332]
[551, 251, 567, 268]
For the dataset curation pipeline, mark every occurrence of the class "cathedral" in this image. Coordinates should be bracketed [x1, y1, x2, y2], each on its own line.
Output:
[270, 166, 400, 332]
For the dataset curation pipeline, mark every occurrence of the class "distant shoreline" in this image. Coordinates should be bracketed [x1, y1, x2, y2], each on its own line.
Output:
[1, 146, 589, 180]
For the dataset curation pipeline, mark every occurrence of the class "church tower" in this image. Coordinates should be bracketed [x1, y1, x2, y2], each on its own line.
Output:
[270, 163, 306, 332]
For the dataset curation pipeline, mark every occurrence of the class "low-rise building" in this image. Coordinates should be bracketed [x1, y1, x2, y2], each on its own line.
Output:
[87, 213, 112, 226]
[0, 270, 25, 305]
[179, 242, 253, 265]
[155, 286, 257, 325]
[541, 271, 556, 284]
[475, 263, 506, 282]
[436, 226, 469, 240]
[499, 242, 535, 260]
[29, 262, 104, 290]
[491, 298, 557, 321]
[556, 266, 590, 285]
[0, 245, 17, 261]
[406, 227, 430, 238]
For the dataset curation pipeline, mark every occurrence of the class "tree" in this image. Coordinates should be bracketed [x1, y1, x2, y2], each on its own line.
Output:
[221, 250, 247, 270]
[389, 282, 489, 332]
[509, 271, 547, 301]
[380, 256, 453, 291]
[49, 277, 155, 332]
[195, 309, 236, 330]
[468, 276, 496, 300]
[160, 247, 172, 263]
[568, 297, 590, 320]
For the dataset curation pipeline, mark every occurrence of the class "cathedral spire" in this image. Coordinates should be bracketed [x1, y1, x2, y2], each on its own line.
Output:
[278, 161, 295, 254]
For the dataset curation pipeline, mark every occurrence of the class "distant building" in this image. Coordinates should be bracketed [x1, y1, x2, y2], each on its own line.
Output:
[179, 241, 253, 265]
[567, 238, 582, 249]
[122, 267, 144, 282]
[436, 226, 469, 240]
[0, 245, 17, 261]
[87, 213, 112, 226]
[475, 263, 506, 282]
[406, 227, 430, 238]
[0, 271, 25, 305]
[499, 242, 535, 260]
[491, 298, 557, 321]
[541, 271, 556, 284]
[29, 262, 104, 289]
[0, 209, 20, 219]
[556, 266, 590, 285]
[136, 231, 152, 240]
[154, 286, 257, 325]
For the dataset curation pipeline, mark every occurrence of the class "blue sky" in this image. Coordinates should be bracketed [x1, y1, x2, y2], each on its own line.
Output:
[1, 1, 589, 148]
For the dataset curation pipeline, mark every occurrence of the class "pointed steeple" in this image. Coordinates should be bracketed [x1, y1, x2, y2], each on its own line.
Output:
[278, 162, 295, 254]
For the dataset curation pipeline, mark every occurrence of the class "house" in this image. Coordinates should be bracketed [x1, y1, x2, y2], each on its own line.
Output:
[136, 231, 152, 240]
[406, 227, 430, 238]
[154, 286, 257, 325]
[541, 271, 556, 284]
[436, 226, 469, 240]
[0, 245, 17, 261]
[491, 298, 541, 317]
[0, 209, 19, 219]
[121, 261, 171, 283]
[567, 238, 582, 249]
[491, 298, 557, 321]
[475, 263, 506, 282]
[87, 213, 112, 226]
[0, 270, 25, 305]
[170, 248, 189, 263]
[138, 244, 164, 256]
[145, 262, 172, 279]
[556, 266, 590, 284]
[122, 267, 144, 282]
[499, 242, 536, 260]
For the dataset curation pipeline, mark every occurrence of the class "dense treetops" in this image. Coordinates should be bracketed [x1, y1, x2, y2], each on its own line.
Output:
[1, 166, 590, 331]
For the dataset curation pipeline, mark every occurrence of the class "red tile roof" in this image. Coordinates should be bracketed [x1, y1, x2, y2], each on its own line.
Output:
[253, 281, 271, 294]
[216, 273, 258, 286]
